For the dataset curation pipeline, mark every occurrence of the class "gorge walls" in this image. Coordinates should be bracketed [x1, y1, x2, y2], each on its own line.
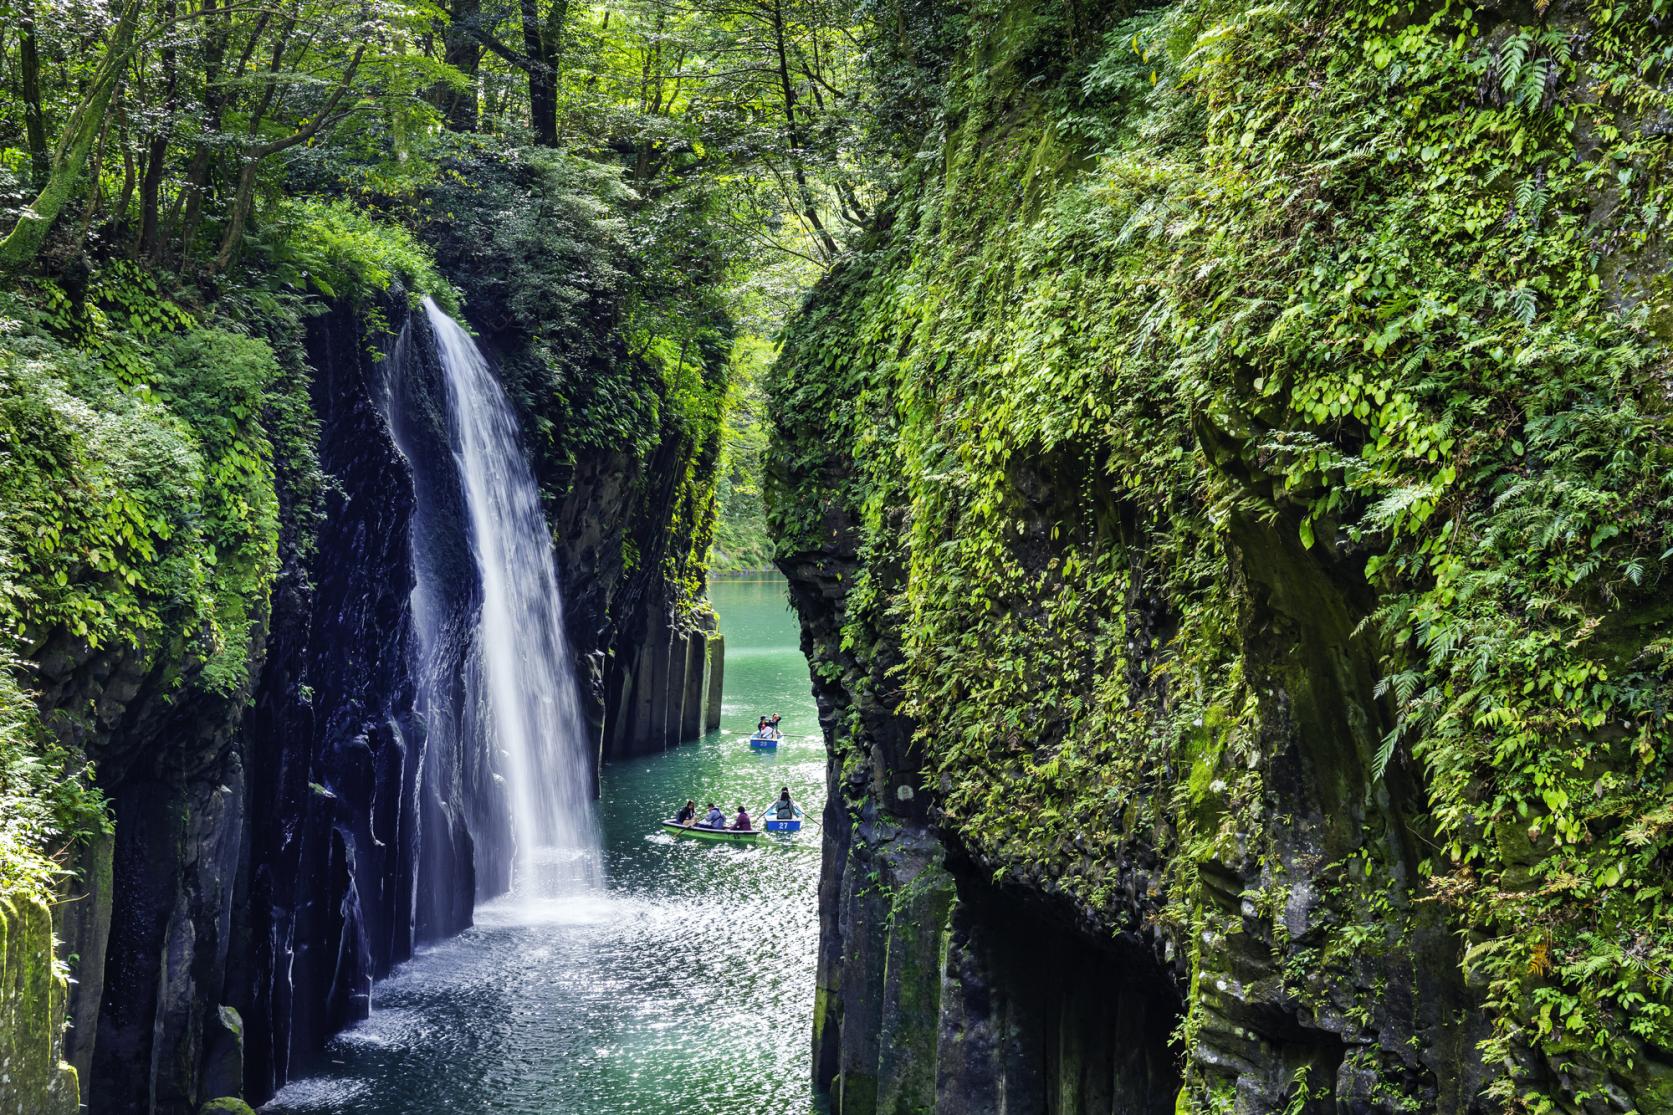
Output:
[236, 283, 727, 1104]
[1, 151, 730, 1112]
[772, 1, 1673, 1111]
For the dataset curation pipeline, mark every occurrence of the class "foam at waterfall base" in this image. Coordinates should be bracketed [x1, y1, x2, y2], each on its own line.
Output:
[472, 888, 619, 929]
[502, 844, 606, 907]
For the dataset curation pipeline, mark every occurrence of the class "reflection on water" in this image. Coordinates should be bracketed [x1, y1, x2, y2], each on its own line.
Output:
[265, 577, 825, 1114]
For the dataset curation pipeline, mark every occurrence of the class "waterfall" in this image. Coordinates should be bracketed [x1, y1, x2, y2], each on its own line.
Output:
[387, 297, 602, 905]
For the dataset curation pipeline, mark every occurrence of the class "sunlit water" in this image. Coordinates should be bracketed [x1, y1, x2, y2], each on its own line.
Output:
[265, 577, 825, 1114]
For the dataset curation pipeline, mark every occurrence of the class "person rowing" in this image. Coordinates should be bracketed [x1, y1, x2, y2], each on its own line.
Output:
[768, 787, 801, 821]
[672, 799, 697, 825]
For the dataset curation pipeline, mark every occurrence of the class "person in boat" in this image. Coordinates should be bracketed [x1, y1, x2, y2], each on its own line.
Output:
[756, 717, 769, 737]
[731, 804, 753, 831]
[702, 803, 726, 829]
[771, 787, 801, 821]
[673, 799, 697, 825]
[769, 713, 783, 739]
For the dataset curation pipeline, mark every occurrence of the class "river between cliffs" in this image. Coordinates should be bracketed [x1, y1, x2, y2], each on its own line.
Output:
[265, 576, 824, 1115]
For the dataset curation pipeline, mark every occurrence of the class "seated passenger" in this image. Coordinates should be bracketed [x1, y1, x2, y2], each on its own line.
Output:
[731, 804, 753, 831]
[703, 803, 726, 828]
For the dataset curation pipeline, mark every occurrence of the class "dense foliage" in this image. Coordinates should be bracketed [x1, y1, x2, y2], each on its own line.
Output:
[0, 665, 106, 907]
[712, 336, 779, 571]
[771, 0, 1673, 1109]
[0, 218, 444, 903]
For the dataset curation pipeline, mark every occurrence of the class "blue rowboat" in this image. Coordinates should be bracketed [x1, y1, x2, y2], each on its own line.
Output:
[748, 733, 779, 750]
[764, 818, 801, 833]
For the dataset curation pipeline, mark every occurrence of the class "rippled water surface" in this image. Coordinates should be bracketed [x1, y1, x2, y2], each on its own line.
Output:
[266, 577, 825, 1114]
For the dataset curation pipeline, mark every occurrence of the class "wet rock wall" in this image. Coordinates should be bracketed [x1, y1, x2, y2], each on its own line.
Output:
[238, 300, 444, 1100]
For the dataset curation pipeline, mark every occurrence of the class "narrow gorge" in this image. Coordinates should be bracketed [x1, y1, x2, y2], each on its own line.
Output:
[3, 0, 1673, 1113]
[1, 140, 733, 1112]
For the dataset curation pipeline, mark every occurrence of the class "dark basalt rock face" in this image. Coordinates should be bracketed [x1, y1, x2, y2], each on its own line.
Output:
[24, 301, 430, 1115]
[239, 298, 649, 1102]
[382, 313, 499, 919]
[784, 490, 1187, 1115]
[237, 300, 470, 1100]
[229, 295, 724, 1108]
[26, 553, 263, 1115]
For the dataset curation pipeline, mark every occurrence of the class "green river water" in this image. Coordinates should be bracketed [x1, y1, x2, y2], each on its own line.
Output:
[265, 576, 825, 1114]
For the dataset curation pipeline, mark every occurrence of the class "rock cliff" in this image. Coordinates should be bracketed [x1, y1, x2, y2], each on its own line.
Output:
[2, 170, 727, 1110]
[772, 1, 1673, 1111]
[0, 895, 80, 1115]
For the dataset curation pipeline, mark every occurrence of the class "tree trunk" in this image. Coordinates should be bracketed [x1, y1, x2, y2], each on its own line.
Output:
[75, 108, 114, 248]
[174, 0, 234, 265]
[19, 0, 49, 185]
[210, 44, 364, 272]
[173, 145, 213, 261]
[138, 0, 178, 261]
[769, 0, 839, 260]
[439, 0, 483, 131]
[116, 137, 137, 234]
[519, 0, 557, 144]
[212, 159, 259, 271]
[0, 0, 142, 268]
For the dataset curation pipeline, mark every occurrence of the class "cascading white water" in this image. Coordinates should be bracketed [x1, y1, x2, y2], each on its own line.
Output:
[419, 296, 601, 895]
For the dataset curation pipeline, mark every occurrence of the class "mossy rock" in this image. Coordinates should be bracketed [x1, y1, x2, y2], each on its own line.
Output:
[199, 1099, 255, 1115]
[0, 892, 81, 1115]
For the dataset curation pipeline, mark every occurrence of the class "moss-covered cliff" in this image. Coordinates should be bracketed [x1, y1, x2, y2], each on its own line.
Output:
[771, 1, 1673, 1111]
[0, 214, 455, 1113]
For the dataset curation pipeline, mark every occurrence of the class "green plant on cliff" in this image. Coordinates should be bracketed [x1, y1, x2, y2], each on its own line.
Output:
[0, 267, 290, 691]
[0, 202, 449, 906]
[771, 0, 1673, 1107]
[1, 205, 451, 666]
[251, 198, 459, 314]
[0, 666, 107, 907]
